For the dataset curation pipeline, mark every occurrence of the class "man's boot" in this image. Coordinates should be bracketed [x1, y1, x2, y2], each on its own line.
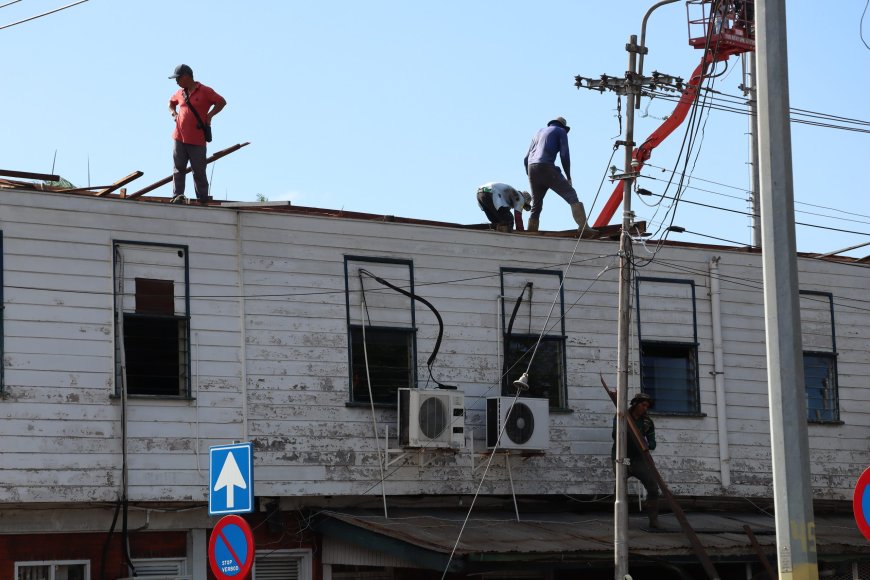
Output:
[496, 224, 512, 233]
[527, 218, 539, 233]
[646, 498, 663, 529]
[570, 202, 599, 238]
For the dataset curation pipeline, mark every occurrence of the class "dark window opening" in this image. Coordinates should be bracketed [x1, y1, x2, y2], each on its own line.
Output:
[502, 334, 565, 407]
[804, 352, 839, 423]
[640, 340, 699, 414]
[350, 326, 414, 404]
[123, 315, 188, 396]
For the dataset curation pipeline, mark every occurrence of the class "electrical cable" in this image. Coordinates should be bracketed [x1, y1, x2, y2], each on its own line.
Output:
[0, 0, 88, 31]
[359, 268, 455, 390]
[0, 0, 23, 9]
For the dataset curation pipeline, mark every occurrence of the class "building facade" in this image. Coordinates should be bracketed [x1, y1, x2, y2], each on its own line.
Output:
[0, 188, 868, 579]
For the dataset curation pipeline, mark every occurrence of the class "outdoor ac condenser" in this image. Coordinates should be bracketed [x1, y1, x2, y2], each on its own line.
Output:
[398, 388, 465, 449]
[486, 396, 549, 451]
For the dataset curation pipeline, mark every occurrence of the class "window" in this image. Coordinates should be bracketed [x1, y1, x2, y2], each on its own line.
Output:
[636, 277, 700, 414]
[15, 560, 89, 580]
[500, 268, 567, 408]
[800, 291, 839, 423]
[114, 242, 190, 397]
[345, 257, 416, 404]
[254, 549, 311, 579]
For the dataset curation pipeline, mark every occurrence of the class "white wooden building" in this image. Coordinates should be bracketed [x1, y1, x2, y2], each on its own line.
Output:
[0, 187, 867, 579]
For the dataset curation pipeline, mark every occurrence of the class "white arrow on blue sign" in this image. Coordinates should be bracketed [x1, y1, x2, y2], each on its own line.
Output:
[209, 443, 254, 516]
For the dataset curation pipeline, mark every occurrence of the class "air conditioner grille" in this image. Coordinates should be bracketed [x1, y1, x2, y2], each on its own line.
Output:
[419, 396, 448, 439]
[506, 403, 535, 444]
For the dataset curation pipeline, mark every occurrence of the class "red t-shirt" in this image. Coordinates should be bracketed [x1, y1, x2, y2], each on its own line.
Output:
[169, 83, 223, 146]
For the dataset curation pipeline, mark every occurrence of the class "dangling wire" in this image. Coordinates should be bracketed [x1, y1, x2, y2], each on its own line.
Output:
[359, 269, 456, 390]
[612, 94, 624, 139]
[357, 272, 389, 518]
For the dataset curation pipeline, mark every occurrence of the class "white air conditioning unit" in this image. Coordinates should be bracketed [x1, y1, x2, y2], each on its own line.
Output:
[486, 396, 549, 451]
[398, 388, 465, 449]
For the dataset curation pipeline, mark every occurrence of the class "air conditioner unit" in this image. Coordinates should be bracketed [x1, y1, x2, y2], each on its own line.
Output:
[398, 388, 465, 449]
[486, 396, 549, 451]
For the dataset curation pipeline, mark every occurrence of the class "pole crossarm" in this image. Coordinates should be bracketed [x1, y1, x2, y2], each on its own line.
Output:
[575, 71, 685, 96]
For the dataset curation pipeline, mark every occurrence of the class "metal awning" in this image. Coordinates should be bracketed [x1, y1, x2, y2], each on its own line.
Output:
[315, 509, 870, 573]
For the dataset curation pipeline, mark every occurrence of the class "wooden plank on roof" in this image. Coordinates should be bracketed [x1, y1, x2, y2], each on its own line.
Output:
[95, 171, 144, 197]
[126, 142, 250, 200]
[0, 169, 60, 181]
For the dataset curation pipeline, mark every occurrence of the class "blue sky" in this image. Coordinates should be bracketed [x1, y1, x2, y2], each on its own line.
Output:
[2, 0, 869, 256]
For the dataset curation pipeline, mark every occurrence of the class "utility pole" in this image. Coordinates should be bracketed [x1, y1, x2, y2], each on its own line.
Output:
[755, 0, 819, 578]
[613, 34, 641, 580]
[577, 36, 687, 580]
[742, 52, 762, 248]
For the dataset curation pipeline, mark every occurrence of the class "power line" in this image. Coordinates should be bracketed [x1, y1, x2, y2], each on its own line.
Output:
[643, 162, 870, 220]
[637, 189, 870, 237]
[0, 0, 88, 31]
[859, 0, 870, 50]
[0, 0, 24, 9]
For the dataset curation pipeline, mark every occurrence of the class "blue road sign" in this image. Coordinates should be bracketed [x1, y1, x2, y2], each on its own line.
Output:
[209, 442, 254, 516]
[208, 515, 255, 579]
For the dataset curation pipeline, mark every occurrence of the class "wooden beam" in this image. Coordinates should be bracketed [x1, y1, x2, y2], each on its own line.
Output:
[127, 142, 250, 200]
[0, 169, 60, 181]
[96, 171, 144, 197]
[600, 375, 721, 580]
[743, 525, 777, 580]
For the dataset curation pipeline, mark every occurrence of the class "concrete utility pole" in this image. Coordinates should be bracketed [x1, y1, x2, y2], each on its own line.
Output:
[612, 34, 642, 580]
[577, 33, 686, 580]
[743, 52, 762, 248]
[755, 0, 819, 578]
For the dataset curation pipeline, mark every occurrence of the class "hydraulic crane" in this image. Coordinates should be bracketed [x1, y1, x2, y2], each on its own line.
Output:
[592, 0, 755, 228]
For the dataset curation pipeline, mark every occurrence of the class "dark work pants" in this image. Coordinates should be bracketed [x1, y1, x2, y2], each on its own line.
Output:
[173, 140, 209, 201]
[627, 457, 660, 501]
[527, 163, 579, 220]
[477, 189, 514, 230]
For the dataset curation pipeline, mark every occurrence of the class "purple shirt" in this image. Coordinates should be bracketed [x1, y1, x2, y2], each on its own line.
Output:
[524, 125, 571, 179]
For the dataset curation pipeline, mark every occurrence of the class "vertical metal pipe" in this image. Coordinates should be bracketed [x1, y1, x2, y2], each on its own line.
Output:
[755, 0, 819, 577]
[746, 52, 761, 248]
[709, 257, 730, 488]
[614, 34, 638, 580]
[235, 211, 250, 441]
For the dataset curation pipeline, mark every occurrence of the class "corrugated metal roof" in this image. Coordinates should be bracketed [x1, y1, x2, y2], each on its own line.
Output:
[317, 509, 869, 560]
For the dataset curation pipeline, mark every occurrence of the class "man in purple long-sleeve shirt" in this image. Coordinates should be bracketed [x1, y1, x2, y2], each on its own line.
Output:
[524, 116, 597, 236]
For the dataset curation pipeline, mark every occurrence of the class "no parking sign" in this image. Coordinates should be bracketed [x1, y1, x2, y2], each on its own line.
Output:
[853, 466, 870, 541]
[208, 515, 255, 579]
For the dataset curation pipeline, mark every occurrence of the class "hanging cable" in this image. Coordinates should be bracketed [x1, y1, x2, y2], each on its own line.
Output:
[358, 268, 456, 389]
[357, 273, 389, 518]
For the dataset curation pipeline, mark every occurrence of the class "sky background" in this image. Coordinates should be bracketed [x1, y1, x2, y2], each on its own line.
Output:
[2, 0, 869, 257]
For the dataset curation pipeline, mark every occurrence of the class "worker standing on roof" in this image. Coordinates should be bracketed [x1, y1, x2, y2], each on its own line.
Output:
[168, 64, 226, 205]
[476, 182, 531, 233]
[612, 393, 662, 529]
[523, 117, 597, 236]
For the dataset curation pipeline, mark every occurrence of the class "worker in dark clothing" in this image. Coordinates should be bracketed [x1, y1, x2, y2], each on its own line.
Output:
[523, 116, 598, 236]
[612, 392, 661, 529]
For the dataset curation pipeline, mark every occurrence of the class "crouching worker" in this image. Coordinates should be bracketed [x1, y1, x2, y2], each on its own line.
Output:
[477, 182, 531, 232]
[612, 393, 662, 529]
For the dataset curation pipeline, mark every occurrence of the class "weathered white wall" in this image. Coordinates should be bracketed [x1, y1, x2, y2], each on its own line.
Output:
[0, 190, 867, 504]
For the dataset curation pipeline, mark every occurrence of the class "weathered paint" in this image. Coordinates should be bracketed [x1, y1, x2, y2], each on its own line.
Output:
[0, 189, 866, 506]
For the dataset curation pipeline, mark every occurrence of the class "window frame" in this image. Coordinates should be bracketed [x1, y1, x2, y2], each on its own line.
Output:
[800, 290, 839, 424]
[113, 240, 192, 399]
[499, 267, 568, 409]
[0, 230, 4, 395]
[635, 276, 701, 415]
[15, 560, 91, 580]
[344, 255, 417, 406]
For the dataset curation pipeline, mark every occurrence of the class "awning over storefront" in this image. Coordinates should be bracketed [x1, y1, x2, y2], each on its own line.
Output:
[315, 508, 870, 573]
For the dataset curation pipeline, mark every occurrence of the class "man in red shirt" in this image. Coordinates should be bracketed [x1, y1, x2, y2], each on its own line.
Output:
[168, 64, 226, 204]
